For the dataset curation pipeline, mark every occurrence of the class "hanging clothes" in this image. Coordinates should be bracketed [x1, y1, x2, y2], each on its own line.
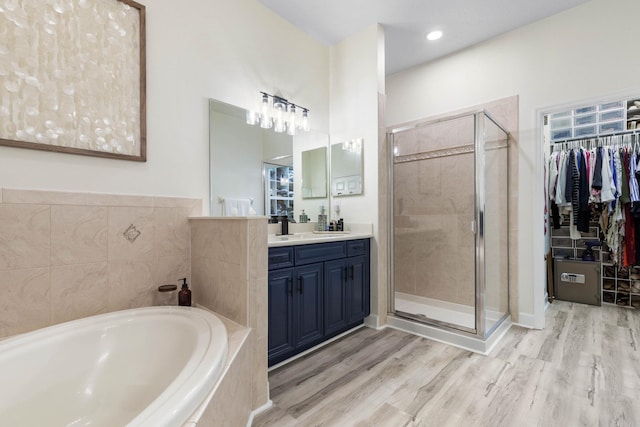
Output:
[548, 133, 640, 266]
[577, 149, 590, 233]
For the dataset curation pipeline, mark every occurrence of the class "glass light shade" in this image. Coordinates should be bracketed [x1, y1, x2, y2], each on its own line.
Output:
[353, 138, 362, 153]
[287, 105, 297, 136]
[301, 109, 310, 132]
[246, 110, 258, 125]
[273, 99, 286, 133]
[260, 94, 271, 128]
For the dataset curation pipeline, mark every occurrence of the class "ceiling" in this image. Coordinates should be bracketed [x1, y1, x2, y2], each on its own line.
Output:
[258, 0, 590, 75]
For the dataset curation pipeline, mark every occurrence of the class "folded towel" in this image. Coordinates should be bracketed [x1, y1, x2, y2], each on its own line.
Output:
[223, 198, 252, 216]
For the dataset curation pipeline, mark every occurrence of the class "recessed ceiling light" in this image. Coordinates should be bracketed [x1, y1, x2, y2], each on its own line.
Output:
[426, 30, 443, 41]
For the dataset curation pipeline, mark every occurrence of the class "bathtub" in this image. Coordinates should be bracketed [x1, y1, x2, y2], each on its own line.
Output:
[0, 306, 228, 427]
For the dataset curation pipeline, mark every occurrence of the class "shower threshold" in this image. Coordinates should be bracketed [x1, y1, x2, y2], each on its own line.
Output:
[394, 292, 475, 329]
[390, 292, 511, 354]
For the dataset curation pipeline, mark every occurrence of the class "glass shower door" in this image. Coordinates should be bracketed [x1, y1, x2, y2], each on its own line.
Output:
[391, 115, 477, 333]
[481, 114, 510, 335]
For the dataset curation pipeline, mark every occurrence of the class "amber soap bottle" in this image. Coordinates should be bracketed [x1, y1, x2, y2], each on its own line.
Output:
[178, 278, 192, 306]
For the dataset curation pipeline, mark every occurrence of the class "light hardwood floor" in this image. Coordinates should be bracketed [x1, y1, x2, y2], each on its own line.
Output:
[253, 301, 640, 427]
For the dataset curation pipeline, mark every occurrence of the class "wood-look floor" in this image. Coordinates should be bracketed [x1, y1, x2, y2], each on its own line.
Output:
[253, 301, 640, 427]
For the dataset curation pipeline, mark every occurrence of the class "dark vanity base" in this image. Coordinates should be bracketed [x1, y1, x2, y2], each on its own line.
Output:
[268, 239, 370, 367]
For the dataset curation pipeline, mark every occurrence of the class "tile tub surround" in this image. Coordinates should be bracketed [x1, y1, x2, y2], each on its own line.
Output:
[190, 216, 269, 411]
[188, 310, 254, 427]
[0, 188, 201, 338]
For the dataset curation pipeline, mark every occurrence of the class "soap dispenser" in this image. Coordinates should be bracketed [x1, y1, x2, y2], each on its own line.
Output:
[317, 205, 327, 231]
[178, 278, 192, 306]
[299, 210, 308, 223]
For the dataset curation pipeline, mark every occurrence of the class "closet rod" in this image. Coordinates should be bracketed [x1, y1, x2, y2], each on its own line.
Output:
[552, 129, 640, 145]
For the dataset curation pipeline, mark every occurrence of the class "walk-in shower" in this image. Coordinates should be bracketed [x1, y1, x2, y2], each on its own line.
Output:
[388, 110, 511, 353]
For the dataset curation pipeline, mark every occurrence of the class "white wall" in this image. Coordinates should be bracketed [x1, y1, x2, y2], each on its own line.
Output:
[0, 0, 330, 212]
[386, 0, 640, 327]
[330, 24, 385, 320]
[330, 25, 383, 226]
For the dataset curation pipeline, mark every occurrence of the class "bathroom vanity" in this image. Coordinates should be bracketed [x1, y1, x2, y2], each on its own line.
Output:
[267, 234, 371, 366]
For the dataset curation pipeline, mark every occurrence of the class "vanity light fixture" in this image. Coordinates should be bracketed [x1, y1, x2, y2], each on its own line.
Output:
[426, 30, 443, 41]
[342, 138, 363, 153]
[247, 92, 310, 134]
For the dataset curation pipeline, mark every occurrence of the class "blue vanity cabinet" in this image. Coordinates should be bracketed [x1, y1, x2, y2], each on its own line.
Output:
[345, 254, 370, 325]
[268, 239, 370, 367]
[294, 263, 324, 349]
[324, 240, 371, 337]
[267, 268, 295, 363]
[324, 259, 349, 336]
[268, 263, 324, 365]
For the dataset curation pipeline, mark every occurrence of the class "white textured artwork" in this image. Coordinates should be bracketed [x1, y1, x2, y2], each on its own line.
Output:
[0, 0, 144, 159]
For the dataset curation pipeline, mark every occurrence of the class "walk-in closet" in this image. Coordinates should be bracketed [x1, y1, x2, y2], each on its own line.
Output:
[546, 96, 640, 309]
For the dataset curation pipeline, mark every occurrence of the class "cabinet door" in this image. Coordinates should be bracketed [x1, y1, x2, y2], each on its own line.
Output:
[294, 263, 324, 349]
[324, 259, 348, 336]
[346, 255, 370, 325]
[268, 268, 295, 365]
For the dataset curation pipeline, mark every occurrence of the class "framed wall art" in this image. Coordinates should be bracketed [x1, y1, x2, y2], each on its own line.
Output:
[0, 0, 146, 161]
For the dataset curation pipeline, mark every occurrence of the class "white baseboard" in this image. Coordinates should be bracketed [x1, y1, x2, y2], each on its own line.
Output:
[364, 314, 384, 330]
[513, 312, 536, 329]
[246, 399, 273, 427]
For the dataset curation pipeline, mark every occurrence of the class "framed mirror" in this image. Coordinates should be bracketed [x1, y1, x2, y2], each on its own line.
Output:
[209, 99, 329, 218]
[330, 139, 363, 196]
[301, 147, 327, 198]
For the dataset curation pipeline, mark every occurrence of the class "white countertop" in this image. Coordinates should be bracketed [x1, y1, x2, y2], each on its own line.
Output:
[268, 223, 373, 247]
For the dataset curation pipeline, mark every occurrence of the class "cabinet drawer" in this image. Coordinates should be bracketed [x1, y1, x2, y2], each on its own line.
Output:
[295, 241, 346, 265]
[269, 247, 294, 270]
[347, 239, 369, 257]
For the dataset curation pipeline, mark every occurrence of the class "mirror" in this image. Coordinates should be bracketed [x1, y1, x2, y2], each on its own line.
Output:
[301, 147, 327, 198]
[209, 98, 329, 219]
[330, 139, 363, 196]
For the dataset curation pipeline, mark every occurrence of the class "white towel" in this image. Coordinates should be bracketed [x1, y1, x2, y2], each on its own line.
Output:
[223, 198, 252, 216]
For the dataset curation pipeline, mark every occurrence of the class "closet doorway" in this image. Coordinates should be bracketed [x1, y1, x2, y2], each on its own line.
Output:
[388, 111, 510, 341]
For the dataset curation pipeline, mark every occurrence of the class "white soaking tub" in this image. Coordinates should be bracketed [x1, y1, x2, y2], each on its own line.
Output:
[0, 306, 228, 427]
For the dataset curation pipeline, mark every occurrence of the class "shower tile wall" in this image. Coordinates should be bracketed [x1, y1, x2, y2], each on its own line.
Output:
[0, 188, 201, 338]
[394, 118, 476, 307]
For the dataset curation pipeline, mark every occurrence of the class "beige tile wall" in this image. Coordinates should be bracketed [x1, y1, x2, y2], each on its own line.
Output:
[0, 188, 201, 338]
[190, 217, 268, 411]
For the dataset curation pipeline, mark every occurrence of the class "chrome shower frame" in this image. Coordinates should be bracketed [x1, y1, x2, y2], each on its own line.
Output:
[387, 110, 510, 341]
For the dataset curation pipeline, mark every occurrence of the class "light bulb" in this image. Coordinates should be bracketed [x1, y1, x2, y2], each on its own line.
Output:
[287, 104, 297, 136]
[353, 138, 362, 152]
[260, 93, 271, 129]
[246, 110, 258, 125]
[273, 98, 286, 133]
[426, 30, 443, 41]
[301, 109, 310, 132]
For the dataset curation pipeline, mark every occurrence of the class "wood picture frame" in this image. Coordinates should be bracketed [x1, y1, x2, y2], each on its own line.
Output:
[0, 0, 146, 161]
